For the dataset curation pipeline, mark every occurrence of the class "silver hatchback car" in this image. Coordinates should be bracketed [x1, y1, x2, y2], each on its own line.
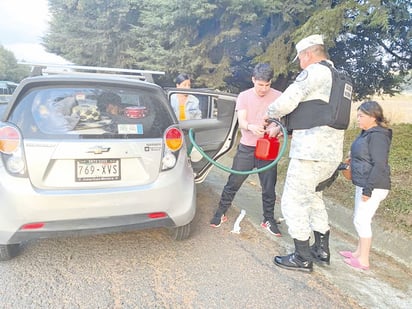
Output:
[0, 68, 238, 260]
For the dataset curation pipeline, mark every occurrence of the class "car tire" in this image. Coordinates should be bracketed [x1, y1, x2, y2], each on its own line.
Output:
[0, 243, 21, 261]
[169, 223, 191, 241]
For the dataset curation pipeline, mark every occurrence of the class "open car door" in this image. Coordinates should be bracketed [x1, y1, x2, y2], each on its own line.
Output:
[167, 89, 238, 183]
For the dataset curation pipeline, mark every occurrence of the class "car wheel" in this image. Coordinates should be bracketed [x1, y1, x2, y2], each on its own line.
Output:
[169, 222, 191, 241]
[0, 244, 21, 261]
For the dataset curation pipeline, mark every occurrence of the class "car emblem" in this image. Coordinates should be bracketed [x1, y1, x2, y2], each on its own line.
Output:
[87, 146, 111, 154]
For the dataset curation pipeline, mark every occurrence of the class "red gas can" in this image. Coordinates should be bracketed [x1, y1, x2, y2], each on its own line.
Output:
[254, 134, 280, 160]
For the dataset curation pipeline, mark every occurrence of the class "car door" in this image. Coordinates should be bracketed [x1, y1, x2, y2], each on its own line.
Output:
[167, 89, 238, 183]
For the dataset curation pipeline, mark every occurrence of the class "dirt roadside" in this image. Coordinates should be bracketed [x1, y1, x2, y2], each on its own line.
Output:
[205, 94, 412, 308]
[205, 166, 411, 308]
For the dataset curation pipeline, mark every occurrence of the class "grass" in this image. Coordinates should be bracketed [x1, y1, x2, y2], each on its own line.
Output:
[276, 123, 412, 237]
[334, 124, 412, 235]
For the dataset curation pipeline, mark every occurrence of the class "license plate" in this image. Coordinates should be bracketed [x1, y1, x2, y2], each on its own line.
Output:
[75, 159, 121, 182]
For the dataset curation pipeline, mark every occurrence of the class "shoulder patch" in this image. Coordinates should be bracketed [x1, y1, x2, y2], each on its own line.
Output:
[295, 70, 308, 82]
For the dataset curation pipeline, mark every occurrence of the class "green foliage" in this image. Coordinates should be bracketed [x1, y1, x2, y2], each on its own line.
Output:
[329, 0, 412, 99]
[45, 0, 138, 67]
[0, 45, 30, 82]
[42, 0, 411, 97]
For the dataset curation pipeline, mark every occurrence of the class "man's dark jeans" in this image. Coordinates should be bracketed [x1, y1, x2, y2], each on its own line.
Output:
[217, 143, 278, 221]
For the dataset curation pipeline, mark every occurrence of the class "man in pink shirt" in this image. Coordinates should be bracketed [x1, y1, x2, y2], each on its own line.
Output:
[210, 63, 283, 236]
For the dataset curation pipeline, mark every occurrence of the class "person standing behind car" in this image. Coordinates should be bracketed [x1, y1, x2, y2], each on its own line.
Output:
[210, 63, 283, 237]
[339, 101, 392, 271]
[267, 34, 344, 272]
[170, 73, 202, 120]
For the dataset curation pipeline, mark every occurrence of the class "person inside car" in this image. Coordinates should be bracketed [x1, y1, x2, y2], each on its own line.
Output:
[97, 92, 124, 116]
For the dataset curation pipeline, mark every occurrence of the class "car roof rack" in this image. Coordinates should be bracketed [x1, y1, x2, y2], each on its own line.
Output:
[18, 62, 165, 83]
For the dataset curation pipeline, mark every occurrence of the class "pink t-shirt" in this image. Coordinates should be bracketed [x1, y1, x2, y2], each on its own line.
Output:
[236, 88, 282, 146]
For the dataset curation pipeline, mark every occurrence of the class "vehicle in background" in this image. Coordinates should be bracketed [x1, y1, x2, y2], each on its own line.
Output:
[0, 81, 18, 96]
[0, 65, 238, 261]
[0, 81, 18, 113]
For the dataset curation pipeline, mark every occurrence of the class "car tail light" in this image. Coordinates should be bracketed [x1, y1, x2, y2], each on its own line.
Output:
[162, 127, 184, 170]
[0, 125, 20, 154]
[165, 127, 183, 151]
[0, 124, 27, 176]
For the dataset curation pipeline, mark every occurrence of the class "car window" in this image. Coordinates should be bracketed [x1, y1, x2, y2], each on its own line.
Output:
[8, 85, 174, 139]
[197, 94, 218, 119]
[168, 90, 219, 120]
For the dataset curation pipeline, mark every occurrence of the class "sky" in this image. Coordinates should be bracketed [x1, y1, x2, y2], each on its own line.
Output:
[0, 0, 69, 64]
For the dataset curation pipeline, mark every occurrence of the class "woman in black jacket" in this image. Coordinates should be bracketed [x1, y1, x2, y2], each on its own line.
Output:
[340, 101, 392, 270]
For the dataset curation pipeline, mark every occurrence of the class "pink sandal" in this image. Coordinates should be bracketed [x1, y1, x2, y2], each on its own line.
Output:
[344, 257, 369, 270]
[339, 251, 354, 258]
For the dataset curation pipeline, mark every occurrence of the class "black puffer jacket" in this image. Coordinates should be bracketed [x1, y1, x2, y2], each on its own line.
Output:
[350, 126, 392, 196]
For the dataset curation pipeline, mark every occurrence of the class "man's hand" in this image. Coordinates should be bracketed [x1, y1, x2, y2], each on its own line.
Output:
[266, 125, 281, 138]
[248, 124, 265, 135]
[361, 195, 370, 202]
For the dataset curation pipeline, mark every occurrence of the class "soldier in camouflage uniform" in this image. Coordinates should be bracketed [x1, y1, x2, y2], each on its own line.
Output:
[267, 35, 344, 272]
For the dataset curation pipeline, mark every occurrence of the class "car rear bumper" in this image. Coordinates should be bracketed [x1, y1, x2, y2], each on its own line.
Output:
[8, 213, 176, 243]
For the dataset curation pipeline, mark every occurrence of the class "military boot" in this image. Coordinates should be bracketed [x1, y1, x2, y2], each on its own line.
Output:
[310, 230, 330, 265]
[273, 239, 313, 272]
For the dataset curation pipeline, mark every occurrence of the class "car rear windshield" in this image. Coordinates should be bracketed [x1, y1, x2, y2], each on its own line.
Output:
[8, 84, 174, 139]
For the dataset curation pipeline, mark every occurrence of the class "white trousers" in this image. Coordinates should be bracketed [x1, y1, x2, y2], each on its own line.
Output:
[353, 186, 389, 238]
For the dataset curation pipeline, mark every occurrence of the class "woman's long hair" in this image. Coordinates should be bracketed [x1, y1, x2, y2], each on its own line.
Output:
[357, 101, 390, 128]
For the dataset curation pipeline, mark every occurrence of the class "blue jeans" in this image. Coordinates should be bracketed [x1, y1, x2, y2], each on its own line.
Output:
[217, 144, 278, 221]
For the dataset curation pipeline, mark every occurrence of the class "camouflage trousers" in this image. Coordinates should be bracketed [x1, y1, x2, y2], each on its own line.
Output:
[281, 158, 340, 241]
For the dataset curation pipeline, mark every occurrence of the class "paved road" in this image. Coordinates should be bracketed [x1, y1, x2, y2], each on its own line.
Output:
[0, 167, 410, 308]
[1, 187, 360, 308]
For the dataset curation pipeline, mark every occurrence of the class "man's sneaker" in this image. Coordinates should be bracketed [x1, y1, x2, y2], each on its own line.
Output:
[261, 220, 282, 237]
[210, 214, 228, 228]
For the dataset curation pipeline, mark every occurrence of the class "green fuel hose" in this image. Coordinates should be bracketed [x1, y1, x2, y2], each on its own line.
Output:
[188, 118, 288, 175]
